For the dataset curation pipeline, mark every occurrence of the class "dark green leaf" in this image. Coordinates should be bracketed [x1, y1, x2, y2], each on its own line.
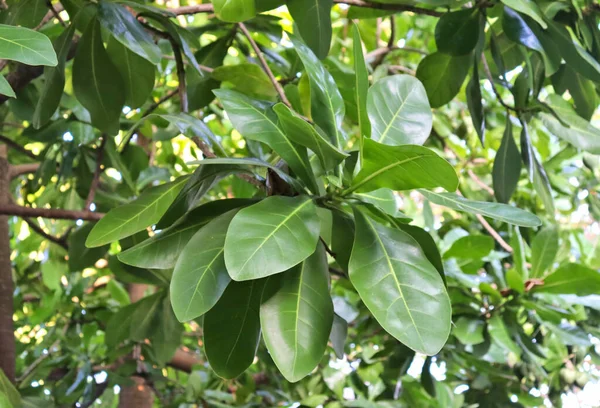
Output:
[288, 0, 332, 60]
[416, 52, 471, 108]
[453, 317, 485, 345]
[493, 118, 521, 203]
[352, 25, 370, 148]
[500, 0, 547, 29]
[435, 8, 480, 56]
[534, 263, 600, 295]
[466, 58, 485, 145]
[68, 223, 109, 272]
[329, 313, 347, 359]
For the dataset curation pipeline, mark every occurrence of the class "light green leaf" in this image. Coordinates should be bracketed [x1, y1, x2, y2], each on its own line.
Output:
[291, 34, 345, 148]
[453, 317, 485, 345]
[224, 195, 320, 281]
[261, 244, 333, 382]
[355, 189, 397, 217]
[0, 367, 20, 408]
[419, 190, 542, 227]
[273, 103, 348, 171]
[0, 75, 15, 98]
[416, 52, 471, 108]
[493, 118, 521, 203]
[444, 235, 494, 259]
[435, 8, 480, 56]
[352, 25, 370, 148]
[214, 89, 318, 192]
[349, 208, 451, 355]
[170, 210, 239, 322]
[212, 63, 277, 99]
[73, 17, 125, 135]
[488, 315, 521, 356]
[288, 0, 332, 60]
[211, 0, 255, 22]
[0, 24, 57, 66]
[534, 263, 600, 295]
[530, 227, 559, 279]
[345, 139, 458, 195]
[86, 177, 189, 247]
[501, 0, 547, 29]
[97, 0, 162, 64]
[204, 280, 264, 379]
[367, 75, 432, 146]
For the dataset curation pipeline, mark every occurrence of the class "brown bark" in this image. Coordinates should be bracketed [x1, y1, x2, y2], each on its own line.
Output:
[118, 376, 154, 408]
[0, 145, 15, 382]
[168, 348, 201, 373]
[0, 204, 104, 221]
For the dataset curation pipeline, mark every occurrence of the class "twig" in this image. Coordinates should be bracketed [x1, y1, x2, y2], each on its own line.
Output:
[0, 134, 38, 159]
[320, 237, 336, 258]
[388, 65, 416, 75]
[334, 0, 443, 17]
[22, 217, 68, 249]
[467, 169, 494, 195]
[46, 0, 66, 27]
[0, 204, 104, 221]
[85, 137, 106, 211]
[387, 16, 396, 48]
[365, 45, 427, 61]
[476, 214, 513, 253]
[170, 41, 188, 113]
[238, 22, 291, 108]
[168, 4, 215, 15]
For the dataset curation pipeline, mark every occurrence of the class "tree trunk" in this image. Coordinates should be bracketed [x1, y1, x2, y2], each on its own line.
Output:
[0, 145, 15, 382]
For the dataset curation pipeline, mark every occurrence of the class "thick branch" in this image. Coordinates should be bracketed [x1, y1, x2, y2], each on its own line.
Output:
[9, 163, 40, 179]
[0, 204, 103, 221]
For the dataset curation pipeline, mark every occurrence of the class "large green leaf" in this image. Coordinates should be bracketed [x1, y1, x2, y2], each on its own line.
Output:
[97, 0, 162, 64]
[344, 139, 458, 195]
[419, 190, 542, 227]
[291, 34, 345, 148]
[0, 367, 20, 408]
[367, 75, 432, 146]
[416, 52, 471, 108]
[435, 8, 480, 56]
[119, 199, 253, 269]
[534, 263, 600, 295]
[273, 103, 348, 171]
[349, 208, 451, 355]
[530, 227, 559, 279]
[33, 23, 76, 128]
[86, 177, 188, 247]
[352, 25, 370, 148]
[68, 223, 109, 272]
[552, 64, 597, 120]
[204, 280, 264, 379]
[211, 0, 255, 22]
[288, 0, 332, 60]
[170, 210, 238, 322]
[0, 24, 57, 66]
[260, 244, 333, 382]
[500, 0, 547, 29]
[214, 89, 318, 192]
[493, 118, 522, 203]
[224, 195, 320, 281]
[73, 17, 125, 135]
[2, 0, 47, 28]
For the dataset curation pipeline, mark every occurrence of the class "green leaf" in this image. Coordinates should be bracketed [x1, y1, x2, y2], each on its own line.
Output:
[2, 0, 47, 28]
[511, 226, 527, 280]
[291, 34, 345, 148]
[500, 0, 547, 29]
[488, 315, 521, 356]
[520, 124, 554, 214]
[416, 52, 471, 108]
[211, 0, 255, 22]
[104, 302, 135, 347]
[419, 190, 541, 228]
[0, 367, 20, 408]
[530, 227, 559, 279]
[273, 103, 348, 171]
[493, 118, 521, 203]
[345, 139, 458, 195]
[349, 208, 451, 355]
[288, 0, 332, 60]
[119, 199, 253, 269]
[73, 17, 125, 135]
[150, 294, 184, 365]
[68, 223, 109, 272]
[0, 24, 57, 66]
[97, 0, 162, 64]
[444, 235, 494, 259]
[106, 37, 155, 109]
[212, 63, 277, 100]
[534, 263, 600, 295]
[86, 177, 188, 247]
[214, 89, 318, 193]
[355, 189, 397, 217]
[466, 59, 485, 145]
[329, 313, 347, 359]
[204, 280, 264, 379]
[224, 195, 320, 281]
[352, 25, 370, 149]
[170, 210, 238, 322]
[0, 75, 15, 98]
[397, 223, 445, 285]
[552, 64, 597, 120]
[453, 317, 485, 345]
[331, 209, 354, 272]
[130, 293, 163, 341]
[261, 244, 333, 382]
[435, 8, 480, 56]
[367, 75, 432, 146]
[33, 23, 76, 128]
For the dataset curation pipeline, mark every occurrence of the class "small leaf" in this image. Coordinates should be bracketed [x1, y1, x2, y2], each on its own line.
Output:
[488, 315, 521, 356]
[534, 263, 600, 295]
[352, 25, 370, 148]
[493, 118, 522, 203]
[86, 177, 189, 247]
[261, 244, 333, 382]
[224, 195, 321, 281]
[211, 0, 255, 22]
[288, 0, 332, 60]
[329, 314, 347, 359]
[530, 227, 559, 279]
[435, 8, 480, 56]
[0, 24, 57, 66]
[212, 63, 277, 99]
[367, 75, 432, 146]
[170, 210, 238, 322]
[349, 208, 451, 355]
[420, 190, 541, 228]
[346, 139, 458, 194]
[466, 59, 485, 145]
[453, 317, 485, 345]
[444, 235, 494, 260]
[0, 75, 15, 98]
[416, 52, 471, 108]
[204, 280, 264, 379]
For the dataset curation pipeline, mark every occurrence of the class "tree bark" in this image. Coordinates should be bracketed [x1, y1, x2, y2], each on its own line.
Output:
[0, 145, 15, 382]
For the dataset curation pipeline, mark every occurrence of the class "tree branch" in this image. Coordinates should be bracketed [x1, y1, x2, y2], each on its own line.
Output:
[21, 217, 67, 249]
[476, 213, 513, 253]
[85, 137, 106, 211]
[170, 40, 188, 113]
[334, 0, 443, 17]
[9, 163, 40, 179]
[0, 134, 38, 160]
[238, 22, 291, 108]
[0, 204, 104, 221]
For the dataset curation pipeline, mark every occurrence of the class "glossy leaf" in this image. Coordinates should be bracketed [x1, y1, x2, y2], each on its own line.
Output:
[416, 52, 471, 108]
[435, 8, 480, 56]
[352, 25, 370, 147]
[500, 0, 547, 29]
[349, 208, 451, 355]
[212, 0, 255, 22]
[0, 24, 57, 66]
[261, 244, 333, 382]
[493, 118, 522, 203]
[530, 228, 559, 279]
[288, 0, 332, 60]
[224, 196, 320, 281]
[86, 177, 188, 247]
[346, 139, 458, 194]
[204, 280, 264, 379]
[367, 75, 432, 146]
[534, 263, 600, 295]
[420, 190, 541, 227]
[73, 17, 125, 135]
[466, 59, 485, 145]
